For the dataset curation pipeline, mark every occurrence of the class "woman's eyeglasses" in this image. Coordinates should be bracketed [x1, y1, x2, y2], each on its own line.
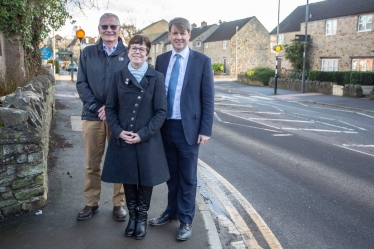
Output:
[130, 47, 148, 54]
[99, 25, 119, 30]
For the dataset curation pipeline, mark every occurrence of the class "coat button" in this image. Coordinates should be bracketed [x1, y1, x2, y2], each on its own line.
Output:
[137, 96, 141, 99]
[130, 124, 133, 127]
[133, 110, 136, 113]
[135, 103, 138, 106]
[141, 90, 144, 92]
[131, 117, 134, 120]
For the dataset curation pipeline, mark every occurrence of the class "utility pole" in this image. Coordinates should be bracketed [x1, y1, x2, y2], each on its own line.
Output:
[301, 0, 310, 93]
[52, 28, 56, 76]
[235, 26, 238, 77]
[274, 0, 280, 95]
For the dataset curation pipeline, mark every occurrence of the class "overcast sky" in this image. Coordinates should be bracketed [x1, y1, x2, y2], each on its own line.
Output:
[57, 0, 324, 38]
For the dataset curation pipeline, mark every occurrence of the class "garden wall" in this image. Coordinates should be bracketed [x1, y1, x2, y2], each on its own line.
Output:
[0, 74, 55, 216]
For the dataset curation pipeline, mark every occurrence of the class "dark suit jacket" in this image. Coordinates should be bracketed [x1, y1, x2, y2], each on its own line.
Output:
[155, 49, 215, 145]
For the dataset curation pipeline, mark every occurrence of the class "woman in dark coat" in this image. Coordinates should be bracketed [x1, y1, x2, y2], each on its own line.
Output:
[102, 34, 169, 240]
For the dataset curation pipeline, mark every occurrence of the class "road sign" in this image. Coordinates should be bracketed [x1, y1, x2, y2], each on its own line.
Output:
[40, 47, 52, 60]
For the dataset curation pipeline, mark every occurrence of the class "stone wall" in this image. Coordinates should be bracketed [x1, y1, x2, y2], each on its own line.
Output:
[268, 77, 335, 94]
[0, 74, 55, 216]
[267, 77, 368, 98]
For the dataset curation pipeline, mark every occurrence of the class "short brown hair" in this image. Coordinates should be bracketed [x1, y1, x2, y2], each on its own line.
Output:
[168, 17, 191, 33]
[128, 35, 151, 55]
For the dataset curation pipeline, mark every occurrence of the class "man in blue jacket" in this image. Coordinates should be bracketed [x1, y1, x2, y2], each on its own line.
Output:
[149, 17, 214, 241]
[76, 13, 129, 221]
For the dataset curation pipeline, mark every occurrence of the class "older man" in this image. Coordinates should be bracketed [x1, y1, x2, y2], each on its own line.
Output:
[76, 13, 129, 221]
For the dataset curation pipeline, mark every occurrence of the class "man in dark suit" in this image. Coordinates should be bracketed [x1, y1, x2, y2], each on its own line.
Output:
[149, 17, 214, 241]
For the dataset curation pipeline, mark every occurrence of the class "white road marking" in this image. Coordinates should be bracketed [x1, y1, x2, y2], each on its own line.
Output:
[356, 112, 374, 119]
[198, 170, 259, 249]
[315, 121, 354, 130]
[199, 159, 283, 249]
[272, 134, 293, 136]
[318, 117, 335, 120]
[247, 118, 314, 123]
[342, 144, 374, 148]
[282, 128, 342, 132]
[338, 121, 366, 131]
[334, 145, 374, 158]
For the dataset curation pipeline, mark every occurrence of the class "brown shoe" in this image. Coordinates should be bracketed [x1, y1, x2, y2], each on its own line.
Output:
[113, 206, 127, 221]
[77, 206, 99, 221]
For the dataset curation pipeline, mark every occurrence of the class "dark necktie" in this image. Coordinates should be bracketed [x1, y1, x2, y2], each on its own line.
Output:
[167, 54, 181, 119]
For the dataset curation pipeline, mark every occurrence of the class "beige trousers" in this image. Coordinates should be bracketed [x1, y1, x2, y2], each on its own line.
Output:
[82, 120, 125, 206]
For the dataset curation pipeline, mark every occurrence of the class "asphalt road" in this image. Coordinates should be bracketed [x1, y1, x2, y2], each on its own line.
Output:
[198, 81, 374, 248]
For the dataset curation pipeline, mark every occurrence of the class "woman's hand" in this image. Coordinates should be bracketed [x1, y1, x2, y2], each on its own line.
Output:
[119, 131, 142, 144]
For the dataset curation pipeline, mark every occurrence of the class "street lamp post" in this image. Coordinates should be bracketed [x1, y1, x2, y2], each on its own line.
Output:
[301, 0, 310, 93]
[74, 29, 85, 81]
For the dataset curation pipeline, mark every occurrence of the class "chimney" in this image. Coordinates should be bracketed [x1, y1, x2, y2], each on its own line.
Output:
[191, 23, 197, 29]
[201, 21, 207, 27]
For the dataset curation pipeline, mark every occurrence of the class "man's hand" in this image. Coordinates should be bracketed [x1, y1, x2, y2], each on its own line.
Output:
[98, 106, 106, 121]
[197, 134, 210, 145]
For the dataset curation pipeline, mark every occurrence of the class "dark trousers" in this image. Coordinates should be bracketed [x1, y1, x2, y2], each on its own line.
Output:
[161, 119, 200, 224]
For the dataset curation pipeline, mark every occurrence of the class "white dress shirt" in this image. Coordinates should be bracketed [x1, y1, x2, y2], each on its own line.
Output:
[165, 47, 190, 120]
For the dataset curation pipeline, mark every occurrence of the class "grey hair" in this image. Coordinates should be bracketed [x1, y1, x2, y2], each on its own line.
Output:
[168, 17, 191, 33]
[99, 13, 121, 26]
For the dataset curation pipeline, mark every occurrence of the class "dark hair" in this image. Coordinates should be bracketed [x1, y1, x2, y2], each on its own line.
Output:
[128, 35, 151, 55]
[99, 13, 121, 26]
[168, 17, 191, 33]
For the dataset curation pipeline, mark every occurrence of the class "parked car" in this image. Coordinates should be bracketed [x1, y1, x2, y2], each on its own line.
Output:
[66, 62, 78, 72]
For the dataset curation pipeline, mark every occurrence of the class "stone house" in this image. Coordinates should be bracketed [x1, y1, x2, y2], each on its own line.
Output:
[189, 22, 219, 54]
[203, 17, 272, 76]
[269, 0, 374, 75]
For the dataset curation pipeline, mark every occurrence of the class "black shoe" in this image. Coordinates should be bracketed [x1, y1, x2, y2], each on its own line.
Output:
[77, 206, 99, 221]
[113, 206, 127, 221]
[149, 212, 176, 226]
[177, 222, 192, 241]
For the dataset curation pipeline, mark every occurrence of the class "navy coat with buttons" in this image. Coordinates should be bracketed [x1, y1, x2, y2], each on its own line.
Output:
[101, 64, 170, 186]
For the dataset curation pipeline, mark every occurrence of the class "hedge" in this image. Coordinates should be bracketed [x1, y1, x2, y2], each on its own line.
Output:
[308, 70, 374, 85]
[245, 67, 274, 86]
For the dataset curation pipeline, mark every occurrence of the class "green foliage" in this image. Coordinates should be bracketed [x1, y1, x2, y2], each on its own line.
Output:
[245, 67, 274, 86]
[307, 71, 374, 85]
[350, 72, 374, 85]
[308, 71, 351, 85]
[0, 0, 70, 89]
[283, 39, 312, 71]
[54, 60, 60, 74]
[287, 69, 303, 80]
[212, 63, 224, 72]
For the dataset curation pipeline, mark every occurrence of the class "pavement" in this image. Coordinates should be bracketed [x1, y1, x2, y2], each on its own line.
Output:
[0, 74, 373, 249]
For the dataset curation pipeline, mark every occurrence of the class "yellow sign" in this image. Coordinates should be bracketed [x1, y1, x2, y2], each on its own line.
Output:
[273, 45, 282, 52]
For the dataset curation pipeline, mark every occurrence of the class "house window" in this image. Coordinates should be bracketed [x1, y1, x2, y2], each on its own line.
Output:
[156, 44, 158, 53]
[325, 19, 337, 35]
[278, 34, 284, 44]
[152, 46, 155, 53]
[196, 41, 201, 47]
[352, 59, 373, 71]
[321, 59, 338, 71]
[205, 43, 209, 48]
[358, 15, 372, 31]
[223, 41, 227, 49]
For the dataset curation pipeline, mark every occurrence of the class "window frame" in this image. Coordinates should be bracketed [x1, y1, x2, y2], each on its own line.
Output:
[325, 19, 337, 35]
[352, 58, 373, 71]
[196, 41, 201, 47]
[223, 40, 227, 49]
[358, 15, 373, 32]
[321, 59, 339, 71]
[205, 43, 209, 48]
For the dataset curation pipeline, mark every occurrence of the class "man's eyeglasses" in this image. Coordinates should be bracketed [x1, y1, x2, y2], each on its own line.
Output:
[99, 25, 119, 30]
[130, 47, 148, 54]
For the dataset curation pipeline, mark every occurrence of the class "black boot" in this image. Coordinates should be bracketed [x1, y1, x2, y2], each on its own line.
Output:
[135, 185, 153, 240]
[124, 184, 138, 237]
